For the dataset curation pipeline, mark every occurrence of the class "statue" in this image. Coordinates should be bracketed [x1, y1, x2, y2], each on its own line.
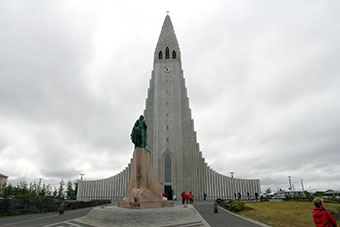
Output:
[130, 115, 147, 148]
[118, 115, 173, 208]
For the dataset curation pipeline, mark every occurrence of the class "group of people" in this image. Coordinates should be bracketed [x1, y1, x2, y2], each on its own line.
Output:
[181, 191, 194, 204]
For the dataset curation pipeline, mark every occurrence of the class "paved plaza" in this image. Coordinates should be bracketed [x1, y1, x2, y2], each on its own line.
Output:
[0, 201, 270, 227]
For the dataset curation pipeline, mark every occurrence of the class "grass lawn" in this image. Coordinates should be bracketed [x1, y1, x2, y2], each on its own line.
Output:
[239, 201, 340, 227]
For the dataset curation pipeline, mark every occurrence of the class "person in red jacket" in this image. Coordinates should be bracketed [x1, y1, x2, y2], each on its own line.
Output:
[188, 192, 194, 204]
[181, 191, 186, 205]
[185, 193, 189, 204]
[312, 197, 337, 227]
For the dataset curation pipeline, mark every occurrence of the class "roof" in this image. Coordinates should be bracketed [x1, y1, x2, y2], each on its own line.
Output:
[0, 173, 8, 178]
[155, 15, 180, 52]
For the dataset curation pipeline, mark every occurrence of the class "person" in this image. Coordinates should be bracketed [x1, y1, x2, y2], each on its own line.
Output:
[237, 192, 241, 200]
[203, 192, 207, 200]
[173, 194, 177, 201]
[255, 192, 258, 201]
[181, 191, 186, 205]
[247, 192, 250, 200]
[186, 193, 189, 204]
[189, 192, 194, 204]
[312, 197, 337, 227]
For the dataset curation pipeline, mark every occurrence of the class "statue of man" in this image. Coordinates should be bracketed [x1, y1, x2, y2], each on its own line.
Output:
[130, 115, 147, 148]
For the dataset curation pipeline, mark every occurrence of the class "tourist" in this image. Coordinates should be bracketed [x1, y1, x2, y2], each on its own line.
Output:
[173, 194, 177, 200]
[237, 192, 241, 200]
[186, 193, 189, 204]
[181, 191, 186, 205]
[203, 192, 207, 200]
[312, 197, 337, 227]
[189, 192, 194, 204]
[255, 192, 258, 201]
[247, 192, 250, 200]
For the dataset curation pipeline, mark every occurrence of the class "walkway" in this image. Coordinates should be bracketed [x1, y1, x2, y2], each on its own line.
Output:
[193, 201, 269, 227]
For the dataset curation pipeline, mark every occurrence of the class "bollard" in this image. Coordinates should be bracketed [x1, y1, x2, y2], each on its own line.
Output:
[213, 201, 218, 213]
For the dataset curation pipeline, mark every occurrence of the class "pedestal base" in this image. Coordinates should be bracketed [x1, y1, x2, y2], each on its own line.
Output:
[81, 205, 209, 227]
[118, 200, 174, 209]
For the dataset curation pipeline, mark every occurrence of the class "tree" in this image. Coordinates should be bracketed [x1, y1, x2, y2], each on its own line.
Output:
[53, 187, 58, 197]
[66, 180, 76, 200]
[74, 181, 78, 199]
[46, 184, 52, 196]
[39, 184, 47, 196]
[58, 179, 65, 198]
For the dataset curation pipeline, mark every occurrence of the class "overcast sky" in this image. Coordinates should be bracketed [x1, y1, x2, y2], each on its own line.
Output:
[1, 0, 339, 193]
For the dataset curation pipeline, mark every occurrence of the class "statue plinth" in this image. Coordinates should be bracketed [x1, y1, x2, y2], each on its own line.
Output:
[118, 147, 173, 209]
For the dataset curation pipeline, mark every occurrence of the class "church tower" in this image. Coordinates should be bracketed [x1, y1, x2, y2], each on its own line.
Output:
[144, 15, 188, 196]
[76, 15, 260, 201]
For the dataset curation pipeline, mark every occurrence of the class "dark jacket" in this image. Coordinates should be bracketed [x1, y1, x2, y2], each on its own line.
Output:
[313, 207, 337, 227]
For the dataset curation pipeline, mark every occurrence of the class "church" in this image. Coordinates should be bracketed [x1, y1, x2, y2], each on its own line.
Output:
[77, 15, 260, 201]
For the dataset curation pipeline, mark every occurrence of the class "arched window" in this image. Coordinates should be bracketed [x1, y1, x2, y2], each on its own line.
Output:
[172, 50, 176, 59]
[165, 47, 169, 59]
[159, 51, 162, 59]
[164, 154, 171, 182]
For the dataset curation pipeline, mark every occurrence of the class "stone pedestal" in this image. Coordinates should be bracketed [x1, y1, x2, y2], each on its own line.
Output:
[118, 147, 173, 208]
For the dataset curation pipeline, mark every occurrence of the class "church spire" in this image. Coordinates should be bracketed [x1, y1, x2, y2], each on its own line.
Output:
[154, 15, 180, 61]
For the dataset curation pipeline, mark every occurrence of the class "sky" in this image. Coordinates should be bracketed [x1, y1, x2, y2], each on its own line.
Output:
[0, 0, 339, 193]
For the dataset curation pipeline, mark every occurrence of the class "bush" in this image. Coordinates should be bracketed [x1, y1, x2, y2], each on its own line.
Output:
[230, 200, 245, 212]
[218, 200, 245, 212]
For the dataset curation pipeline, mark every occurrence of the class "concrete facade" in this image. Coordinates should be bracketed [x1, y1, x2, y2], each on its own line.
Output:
[0, 173, 7, 189]
[77, 15, 260, 201]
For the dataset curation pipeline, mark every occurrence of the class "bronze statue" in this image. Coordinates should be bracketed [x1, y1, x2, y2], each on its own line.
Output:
[130, 115, 147, 148]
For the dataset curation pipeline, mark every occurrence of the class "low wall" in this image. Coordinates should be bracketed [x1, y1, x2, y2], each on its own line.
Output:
[0, 198, 110, 216]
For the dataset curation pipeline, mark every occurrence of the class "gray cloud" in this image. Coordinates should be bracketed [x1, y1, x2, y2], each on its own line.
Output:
[1, 1, 339, 192]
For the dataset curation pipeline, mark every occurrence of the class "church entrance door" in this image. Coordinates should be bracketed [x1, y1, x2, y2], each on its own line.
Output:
[164, 185, 172, 200]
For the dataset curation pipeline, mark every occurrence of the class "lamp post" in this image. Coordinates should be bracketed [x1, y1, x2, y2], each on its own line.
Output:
[301, 180, 305, 196]
[230, 171, 235, 200]
[288, 176, 292, 197]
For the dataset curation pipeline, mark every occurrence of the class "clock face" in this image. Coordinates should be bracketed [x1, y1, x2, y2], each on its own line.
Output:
[164, 66, 171, 73]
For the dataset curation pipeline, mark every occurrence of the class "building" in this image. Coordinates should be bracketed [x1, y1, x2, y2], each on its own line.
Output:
[0, 173, 8, 196]
[323, 191, 340, 199]
[77, 15, 260, 201]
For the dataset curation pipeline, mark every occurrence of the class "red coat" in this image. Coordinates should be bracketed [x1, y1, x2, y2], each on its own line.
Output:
[189, 193, 194, 199]
[313, 208, 337, 227]
[181, 193, 187, 199]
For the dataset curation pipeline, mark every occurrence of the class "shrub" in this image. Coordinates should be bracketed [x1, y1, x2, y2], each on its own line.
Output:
[230, 200, 245, 212]
[218, 200, 245, 212]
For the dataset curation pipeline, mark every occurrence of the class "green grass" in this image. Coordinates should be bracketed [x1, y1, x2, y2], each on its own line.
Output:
[238, 201, 340, 227]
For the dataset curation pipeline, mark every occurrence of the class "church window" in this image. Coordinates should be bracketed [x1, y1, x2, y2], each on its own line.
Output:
[164, 154, 171, 182]
[166, 101, 168, 105]
[167, 125, 169, 130]
[165, 47, 169, 59]
[167, 113, 168, 117]
[159, 51, 163, 59]
[167, 138, 169, 142]
[172, 50, 176, 59]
